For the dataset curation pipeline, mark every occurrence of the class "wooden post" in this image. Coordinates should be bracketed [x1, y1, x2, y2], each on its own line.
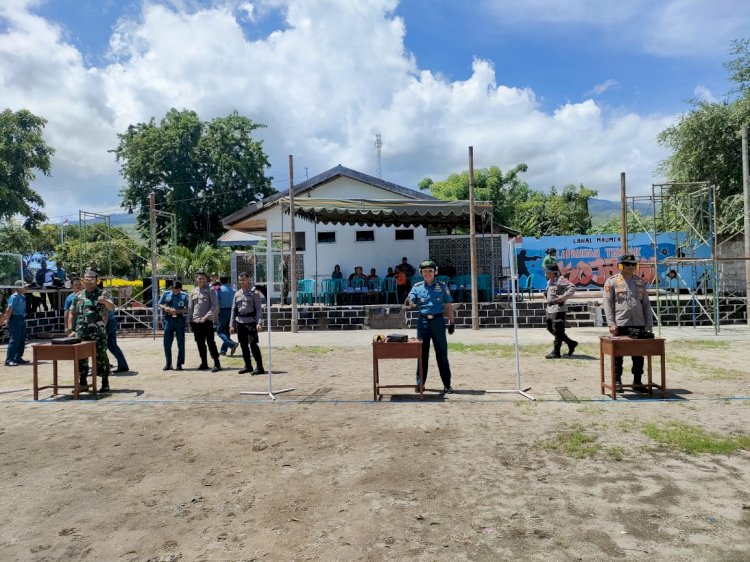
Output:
[741, 125, 749, 321]
[469, 147, 479, 330]
[289, 155, 298, 333]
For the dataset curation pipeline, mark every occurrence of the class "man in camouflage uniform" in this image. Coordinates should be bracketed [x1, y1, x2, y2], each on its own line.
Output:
[69, 270, 112, 392]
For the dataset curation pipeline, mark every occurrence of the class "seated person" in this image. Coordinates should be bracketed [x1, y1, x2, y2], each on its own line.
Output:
[367, 268, 379, 281]
[385, 267, 395, 278]
[331, 264, 343, 279]
[442, 259, 457, 278]
[348, 266, 367, 282]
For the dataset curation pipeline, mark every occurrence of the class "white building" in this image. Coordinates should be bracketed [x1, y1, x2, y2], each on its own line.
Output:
[222, 165, 515, 298]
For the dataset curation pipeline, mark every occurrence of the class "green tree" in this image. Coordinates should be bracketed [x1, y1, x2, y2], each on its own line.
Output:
[419, 164, 531, 229]
[160, 242, 229, 281]
[0, 109, 54, 228]
[114, 109, 276, 248]
[515, 184, 598, 237]
[657, 38, 750, 234]
[0, 220, 34, 255]
[55, 225, 148, 278]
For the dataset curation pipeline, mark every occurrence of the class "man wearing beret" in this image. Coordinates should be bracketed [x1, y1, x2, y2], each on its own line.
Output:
[543, 263, 577, 359]
[405, 259, 456, 393]
[602, 254, 654, 393]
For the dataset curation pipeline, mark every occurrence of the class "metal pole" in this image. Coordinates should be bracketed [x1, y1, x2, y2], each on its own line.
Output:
[620, 172, 628, 253]
[289, 155, 298, 333]
[468, 147, 479, 329]
[149, 193, 158, 339]
[742, 125, 750, 324]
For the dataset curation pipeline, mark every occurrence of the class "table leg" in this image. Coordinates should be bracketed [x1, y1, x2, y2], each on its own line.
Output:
[373, 355, 378, 401]
[610, 354, 617, 400]
[91, 351, 97, 395]
[660, 353, 666, 398]
[52, 360, 58, 396]
[33, 355, 39, 401]
[599, 344, 604, 396]
[73, 360, 79, 400]
[647, 355, 653, 395]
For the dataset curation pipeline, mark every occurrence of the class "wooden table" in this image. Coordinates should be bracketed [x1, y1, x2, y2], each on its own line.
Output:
[32, 342, 97, 400]
[372, 340, 423, 400]
[599, 336, 666, 400]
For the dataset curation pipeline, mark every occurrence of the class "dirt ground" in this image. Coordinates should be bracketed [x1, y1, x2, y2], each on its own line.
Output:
[1, 326, 749, 561]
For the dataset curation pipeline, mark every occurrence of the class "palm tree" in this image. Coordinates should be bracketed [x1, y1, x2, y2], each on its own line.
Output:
[160, 242, 229, 281]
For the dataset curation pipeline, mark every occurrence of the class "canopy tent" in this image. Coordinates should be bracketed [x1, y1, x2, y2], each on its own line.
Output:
[277, 198, 504, 230]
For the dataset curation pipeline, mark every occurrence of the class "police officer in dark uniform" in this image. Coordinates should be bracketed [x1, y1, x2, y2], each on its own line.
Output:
[602, 254, 654, 393]
[230, 272, 265, 374]
[405, 259, 456, 393]
[158, 280, 189, 370]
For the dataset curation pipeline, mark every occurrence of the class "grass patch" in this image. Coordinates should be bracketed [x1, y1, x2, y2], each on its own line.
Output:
[606, 447, 625, 461]
[288, 345, 334, 354]
[540, 425, 600, 459]
[671, 340, 731, 350]
[642, 421, 750, 455]
[667, 351, 745, 380]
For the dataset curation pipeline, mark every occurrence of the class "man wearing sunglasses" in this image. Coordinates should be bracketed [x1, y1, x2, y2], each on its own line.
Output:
[602, 254, 654, 393]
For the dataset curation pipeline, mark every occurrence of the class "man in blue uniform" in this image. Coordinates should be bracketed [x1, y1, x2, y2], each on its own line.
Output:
[216, 276, 238, 356]
[158, 280, 189, 370]
[405, 259, 456, 393]
[2, 280, 29, 366]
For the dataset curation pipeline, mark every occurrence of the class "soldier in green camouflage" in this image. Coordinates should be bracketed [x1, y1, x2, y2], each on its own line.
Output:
[69, 270, 112, 392]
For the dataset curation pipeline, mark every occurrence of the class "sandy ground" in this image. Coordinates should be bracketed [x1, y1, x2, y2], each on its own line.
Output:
[1, 326, 749, 561]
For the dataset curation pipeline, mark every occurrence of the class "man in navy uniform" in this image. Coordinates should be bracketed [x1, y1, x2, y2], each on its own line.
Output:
[405, 259, 456, 393]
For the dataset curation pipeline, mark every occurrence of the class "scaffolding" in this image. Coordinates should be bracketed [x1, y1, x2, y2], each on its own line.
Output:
[625, 182, 747, 334]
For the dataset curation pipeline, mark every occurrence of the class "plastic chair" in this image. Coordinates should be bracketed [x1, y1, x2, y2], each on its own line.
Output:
[409, 275, 423, 285]
[476, 274, 492, 302]
[521, 274, 535, 300]
[436, 275, 452, 285]
[297, 279, 315, 305]
[368, 277, 382, 304]
[383, 277, 398, 304]
[320, 278, 341, 306]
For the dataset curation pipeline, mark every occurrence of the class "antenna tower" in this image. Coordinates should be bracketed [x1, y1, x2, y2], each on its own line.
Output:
[375, 133, 382, 178]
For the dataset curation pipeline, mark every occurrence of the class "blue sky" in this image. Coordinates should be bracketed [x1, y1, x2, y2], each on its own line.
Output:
[1, 0, 747, 222]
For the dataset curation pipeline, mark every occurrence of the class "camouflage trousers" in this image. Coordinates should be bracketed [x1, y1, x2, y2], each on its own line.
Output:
[78, 330, 111, 379]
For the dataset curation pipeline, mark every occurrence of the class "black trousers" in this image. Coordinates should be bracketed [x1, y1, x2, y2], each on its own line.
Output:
[546, 311, 575, 351]
[614, 326, 644, 380]
[191, 321, 220, 365]
[237, 323, 264, 370]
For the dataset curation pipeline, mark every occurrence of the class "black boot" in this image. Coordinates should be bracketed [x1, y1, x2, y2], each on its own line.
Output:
[212, 360, 222, 373]
[100, 376, 110, 392]
[615, 377, 624, 393]
[632, 376, 648, 393]
[79, 376, 88, 389]
[252, 364, 265, 375]
[567, 340, 578, 356]
[545, 343, 562, 359]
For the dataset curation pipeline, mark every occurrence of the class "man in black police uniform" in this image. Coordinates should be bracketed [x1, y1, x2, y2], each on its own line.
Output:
[405, 259, 456, 393]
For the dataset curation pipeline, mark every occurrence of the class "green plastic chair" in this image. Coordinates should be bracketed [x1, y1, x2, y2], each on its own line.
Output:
[476, 274, 492, 302]
[297, 279, 315, 305]
[368, 277, 382, 304]
[320, 278, 341, 305]
[383, 277, 398, 304]
[521, 273, 535, 300]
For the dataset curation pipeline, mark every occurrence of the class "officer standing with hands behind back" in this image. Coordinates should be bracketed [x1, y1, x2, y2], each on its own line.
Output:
[602, 254, 654, 393]
[405, 259, 456, 394]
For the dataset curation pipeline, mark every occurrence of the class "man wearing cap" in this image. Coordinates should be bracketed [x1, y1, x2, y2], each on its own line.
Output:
[542, 248, 557, 270]
[69, 270, 112, 392]
[158, 280, 189, 371]
[230, 272, 265, 375]
[543, 263, 578, 359]
[2, 280, 29, 366]
[602, 254, 654, 393]
[188, 271, 222, 372]
[405, 259, 456, 393]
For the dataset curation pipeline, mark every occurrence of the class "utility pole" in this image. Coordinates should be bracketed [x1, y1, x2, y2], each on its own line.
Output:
[149, 193, 158, 338]
[620, 172, 628, 253]
[469, 146, 479, 330]
[742, 124, 749, 325]
[289, 155, 298, 333]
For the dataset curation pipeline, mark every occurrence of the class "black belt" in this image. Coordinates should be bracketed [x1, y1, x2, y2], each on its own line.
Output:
[220, 307, 232, 310]
[421, 313, 443, 320]
[237, 314, 257, 319]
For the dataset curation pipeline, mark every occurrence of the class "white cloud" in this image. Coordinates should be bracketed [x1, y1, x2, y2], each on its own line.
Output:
[693, 85, 718, 103]
[1, 0, 676, 222]
[481, 0, 750, 57]
[587, 79, 619, 97]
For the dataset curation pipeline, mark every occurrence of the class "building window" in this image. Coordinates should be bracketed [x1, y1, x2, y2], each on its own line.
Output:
[395, 229, 414, 241]
[272, 232, 306, 251]
[318, 231, 336, 244]
[355, 230, 375, 242]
